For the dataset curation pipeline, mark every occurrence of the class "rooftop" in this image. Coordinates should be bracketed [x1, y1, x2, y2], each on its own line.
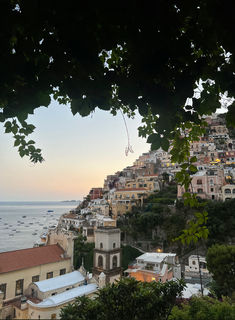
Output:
[136, 252, 176, 264]
[0, 244, 69, 274]
[28, 283, 97, 308]
[34, 271, 84, 292]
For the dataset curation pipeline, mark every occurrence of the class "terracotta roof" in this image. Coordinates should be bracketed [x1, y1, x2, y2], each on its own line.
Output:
[116, 188, 147, 192]
[0, 244, 69, 274]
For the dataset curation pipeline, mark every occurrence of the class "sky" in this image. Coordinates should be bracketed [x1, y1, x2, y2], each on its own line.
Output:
[0, 100, 149, 201]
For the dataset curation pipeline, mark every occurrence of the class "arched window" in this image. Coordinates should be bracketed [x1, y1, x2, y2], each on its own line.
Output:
[225, 189, 231, 194]
[113, 242, 116, 249]
[112, 255, 117, 268]
[100, 242, 103, 249]
[98, 255, 103, 268]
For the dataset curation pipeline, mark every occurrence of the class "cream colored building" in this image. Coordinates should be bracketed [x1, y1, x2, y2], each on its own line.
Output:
[93, 227, 122, 285]
[12, 271, 97, 320]
[125, 174, 160, 192]
[111, 188, 149, 216]
[0, 244, 72, 319]
[222, 184, 235, 201]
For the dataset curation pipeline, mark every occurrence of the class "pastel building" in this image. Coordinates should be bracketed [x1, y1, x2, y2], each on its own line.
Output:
[0, 245, 72, 319]
[178, 168, 225, 200]
[93, 227, 122, 285]
[12, 271, 97, 320]
[125, 252, 181, 283]
[111, 188, 149, 216]
[222, 184, 235, 201]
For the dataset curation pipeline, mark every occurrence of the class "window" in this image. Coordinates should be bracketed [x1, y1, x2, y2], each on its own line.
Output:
[233, 189, 235, 194]
[46, 272, 53, 279]
[52, 292, 57, 296]
[0, 283, 6, 299]
[51, 314, 56, 319]
[225, 189, 231, 194]
[210, 188, 214, 192]
[197, 189, 203, 194]
[98, 255, 103, 268]
[100, 242, 103, 249]
[113, 242, 116, 249]
[210, 179, 214, 185]
[112, 255, 118, 268]
[32, 275, 39, 283]
[212, 195, 215, 200]
[15, 279, 24, 296]
[60, 268, 66, 275]
[192, 260, 196, 265]
[197, 179, 202, 185]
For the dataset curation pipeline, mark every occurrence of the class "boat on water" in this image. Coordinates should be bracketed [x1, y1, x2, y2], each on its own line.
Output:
[22, 216, 27, 218]
[47, 210, 54, 213]
[32, 232, 37, 235]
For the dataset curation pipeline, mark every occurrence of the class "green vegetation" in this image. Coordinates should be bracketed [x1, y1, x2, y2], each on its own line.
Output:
[74, 237, 142, 272]
[60, 278, 185, 320]
[206, 245, 235, 298]
[73, 234, 94, 272]
[121, 245, 142, 271]
[118, 193, 235, 253]
[1, 2, 235, 164]
[169, 296, 235, 320]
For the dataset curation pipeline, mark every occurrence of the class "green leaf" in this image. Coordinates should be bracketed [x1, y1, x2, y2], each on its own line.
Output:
[19, 150, 25, 157]
[5, 127, 11, 133]
[147, 133, 159, 144]
[14, 139, 21, 147]
[27, 140, 35, 145]
[161, 138, 169, 151]
[190, 156, 197, 163]
[4, 121, 11, 127]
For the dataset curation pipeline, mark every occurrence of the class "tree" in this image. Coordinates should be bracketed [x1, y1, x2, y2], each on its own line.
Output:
[169, 296, 235, 320]
[60, 278, 185, 320]
[206, 244, 235, 297]
[1, 1, 235, 163]
[73, 233, 94, 272]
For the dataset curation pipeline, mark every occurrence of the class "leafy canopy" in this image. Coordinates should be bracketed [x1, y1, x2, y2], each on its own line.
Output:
[60, 278, 185, 320]
[1, 1, 235, 162]
[206, 244, 235, 298]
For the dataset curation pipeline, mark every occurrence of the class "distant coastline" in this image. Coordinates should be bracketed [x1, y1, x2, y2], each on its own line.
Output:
[61, 200, 79, 203]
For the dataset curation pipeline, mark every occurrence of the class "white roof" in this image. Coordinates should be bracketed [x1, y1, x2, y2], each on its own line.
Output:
[28, 283, 97, 308]
[136, 253, 176, 264]
[34, 271, 85, 292]
[182, 283, 209, 299]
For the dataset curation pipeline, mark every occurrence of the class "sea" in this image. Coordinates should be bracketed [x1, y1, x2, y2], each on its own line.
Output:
[0, 201, 80, 253]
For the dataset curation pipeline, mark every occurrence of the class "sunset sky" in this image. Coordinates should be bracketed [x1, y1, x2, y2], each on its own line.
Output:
[0, 100, 149, 201]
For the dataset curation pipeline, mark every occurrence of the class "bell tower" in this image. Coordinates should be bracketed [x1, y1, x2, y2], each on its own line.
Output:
[93, 227, 122, 285]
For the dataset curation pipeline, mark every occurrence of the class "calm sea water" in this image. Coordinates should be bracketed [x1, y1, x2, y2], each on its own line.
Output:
[0, 201, 79, 253]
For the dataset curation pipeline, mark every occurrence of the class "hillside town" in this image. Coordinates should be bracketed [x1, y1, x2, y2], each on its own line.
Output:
[0, 113, 235, 319]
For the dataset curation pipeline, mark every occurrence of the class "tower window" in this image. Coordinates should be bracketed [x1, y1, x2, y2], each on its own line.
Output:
[98, 255, 103, 268]
[100, 242, 103, 249]
[113, 242, 116, 249]
[112, 255, 118, 268]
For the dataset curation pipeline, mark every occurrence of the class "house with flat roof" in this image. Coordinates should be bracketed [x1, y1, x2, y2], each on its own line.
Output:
[125, 252, 181, 283]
